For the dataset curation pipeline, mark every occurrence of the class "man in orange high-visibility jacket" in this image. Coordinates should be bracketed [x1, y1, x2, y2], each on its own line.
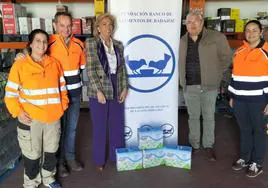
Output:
[50, 12, 86, 177]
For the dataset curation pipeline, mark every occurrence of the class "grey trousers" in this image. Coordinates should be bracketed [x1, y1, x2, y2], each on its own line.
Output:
[183, 85, 218, 149]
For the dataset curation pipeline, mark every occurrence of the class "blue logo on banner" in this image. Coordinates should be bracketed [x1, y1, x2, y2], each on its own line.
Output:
[124, 126, 133, 140]
[125, 34, 176, 93]
[139, 123, 174, 138]
[140, 124, 153, 130]
[161, 123, 174, 138]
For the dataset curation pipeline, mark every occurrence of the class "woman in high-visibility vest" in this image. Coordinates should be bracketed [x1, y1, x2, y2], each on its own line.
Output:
[228, 20, 268, 178]
[5, 29, 68, 188]
[85, 13, 128, 172]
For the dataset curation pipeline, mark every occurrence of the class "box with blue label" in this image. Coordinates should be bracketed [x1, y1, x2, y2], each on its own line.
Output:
[138, 127, 163, 150]
[116, 148, 143, 171]
[143, 148, 165, 168]
[165, 146, 192, 169]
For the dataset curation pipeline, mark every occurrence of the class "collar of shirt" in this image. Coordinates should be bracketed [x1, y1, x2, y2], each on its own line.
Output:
[100, 37, 115, 55]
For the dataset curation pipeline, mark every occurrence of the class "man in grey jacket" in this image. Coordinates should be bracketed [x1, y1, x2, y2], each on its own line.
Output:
[179, 11, 232, 161]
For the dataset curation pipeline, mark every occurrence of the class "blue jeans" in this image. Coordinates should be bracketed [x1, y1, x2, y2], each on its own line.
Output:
[59, 96, 80, 163]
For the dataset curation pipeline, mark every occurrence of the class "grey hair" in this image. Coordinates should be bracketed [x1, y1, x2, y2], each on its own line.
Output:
[93, 13, 116, 37]
[186, 10, 204, 22]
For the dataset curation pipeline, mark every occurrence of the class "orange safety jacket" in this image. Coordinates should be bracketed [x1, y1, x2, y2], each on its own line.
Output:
[228, 39, 268, 101]
[4, 54, 69, 123]
[48, 34, 86, 97]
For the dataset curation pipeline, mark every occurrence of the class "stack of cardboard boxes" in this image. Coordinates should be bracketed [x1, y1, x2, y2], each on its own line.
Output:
[206, 8, 244, 33]
[116, 126, 192, 172]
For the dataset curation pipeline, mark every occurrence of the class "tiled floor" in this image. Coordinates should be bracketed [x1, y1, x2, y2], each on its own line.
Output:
[2, 109, 268, 188]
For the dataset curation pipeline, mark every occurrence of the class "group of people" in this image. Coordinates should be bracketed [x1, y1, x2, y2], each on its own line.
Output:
[4, 12, 128, 188]
[3, 9, 268, 188]
[180, 11, 267, 178]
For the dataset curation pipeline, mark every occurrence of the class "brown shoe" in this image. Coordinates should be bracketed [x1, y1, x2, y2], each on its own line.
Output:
[58, 164, 69, 178]
[67, 160, 83, 172]
[97, 166, 104, 172]
[205, 148, 216, 162]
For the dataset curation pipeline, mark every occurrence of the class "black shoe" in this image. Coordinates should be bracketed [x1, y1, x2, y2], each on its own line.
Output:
[58, 164, 69, 178]
[232, 158, 249, 171]
[205, 148, 216, 161]
[192, 147, 200, 155]
[67, 160, 83, 172]
[246, 162, 263, 178]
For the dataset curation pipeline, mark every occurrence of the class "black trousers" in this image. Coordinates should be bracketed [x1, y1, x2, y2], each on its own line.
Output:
[233, 99, 267, 165]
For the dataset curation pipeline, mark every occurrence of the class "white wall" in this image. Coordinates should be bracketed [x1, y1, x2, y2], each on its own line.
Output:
[205, 0, 268, 19]
[21, 2, 94, 18]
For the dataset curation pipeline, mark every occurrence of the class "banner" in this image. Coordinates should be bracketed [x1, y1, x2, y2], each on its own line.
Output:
[108, 0, 182, 147]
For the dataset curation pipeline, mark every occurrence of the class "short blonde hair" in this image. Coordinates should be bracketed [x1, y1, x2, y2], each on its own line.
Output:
[93, 13, 116, 36]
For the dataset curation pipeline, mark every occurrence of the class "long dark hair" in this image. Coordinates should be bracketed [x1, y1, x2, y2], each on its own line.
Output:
[27, 29, 49, 54]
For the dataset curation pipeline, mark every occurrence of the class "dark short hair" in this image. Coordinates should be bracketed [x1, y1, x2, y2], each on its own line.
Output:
[244, 20, 263, 32]
[27, 29, 49, 54]
[54, 12, 73, 23]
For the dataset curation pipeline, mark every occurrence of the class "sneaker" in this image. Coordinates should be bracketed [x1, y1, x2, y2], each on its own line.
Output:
[44, 182, 61, 188]
[67, 160, 83, 172]
[58, 164, 69, 178]
[246, 162, 263, 178]
[232, 158, 249, 171]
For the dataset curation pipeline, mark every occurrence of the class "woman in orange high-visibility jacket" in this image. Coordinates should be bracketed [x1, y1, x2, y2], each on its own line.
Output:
[5, 29, 68, 188]
[228, 20, 268, 178]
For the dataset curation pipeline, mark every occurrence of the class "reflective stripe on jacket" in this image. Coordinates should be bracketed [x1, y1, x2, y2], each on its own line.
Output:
[228, 40, 268, 101]
[48, 34, 86, 97]
[5, 54, 69, 123]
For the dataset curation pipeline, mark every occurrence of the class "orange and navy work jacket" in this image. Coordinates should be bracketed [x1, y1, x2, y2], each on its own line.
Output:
[48, 34, 86, 97]
[4, 54, 69, 123]
[228, 39, 268, 101]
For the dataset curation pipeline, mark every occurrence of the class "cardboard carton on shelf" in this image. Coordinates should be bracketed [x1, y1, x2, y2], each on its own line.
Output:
[72, 18, 82, 35]
[18, 17, 32, 35]
[82, 16, 95, 35]
[1, 3, 27, 34]
[31, 18, 45, 31]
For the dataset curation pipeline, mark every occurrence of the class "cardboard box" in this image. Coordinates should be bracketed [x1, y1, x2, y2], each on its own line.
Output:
[189, 0, 205, 15]
[235, 19, 244, 32]
[231, 9, 240, 20]
[138, 126, 163, 150]
[56, 4, 68, 13]
[221, 19, 236, 32]
[82, 17, 95, 35]
[116, 148, 143, 171]
[18, 17, 32, 34]
[165, 146, 192, 169]
[72, 18, 81, 35]
[82, 69, 89, 82]
[82, 86, 89, 102]
[31, 18, 45, 31]
[205, 17, 221, 32]
[44, 18, 53, 34]
[1, 3, 27, 34]
[143, 148, 165, 168]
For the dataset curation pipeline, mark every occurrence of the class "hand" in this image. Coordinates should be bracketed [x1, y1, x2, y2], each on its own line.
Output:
[119, 88, 128, 103]
[229, 98, 233, 108]
[97, 91, 106, 104]
[18, 111, 32, 124]
[15, 53, 26, 60]
[263, 104, 268, 115]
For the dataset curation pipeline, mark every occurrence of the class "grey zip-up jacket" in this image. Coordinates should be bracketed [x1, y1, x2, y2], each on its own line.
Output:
[179, 28, 232, 91]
